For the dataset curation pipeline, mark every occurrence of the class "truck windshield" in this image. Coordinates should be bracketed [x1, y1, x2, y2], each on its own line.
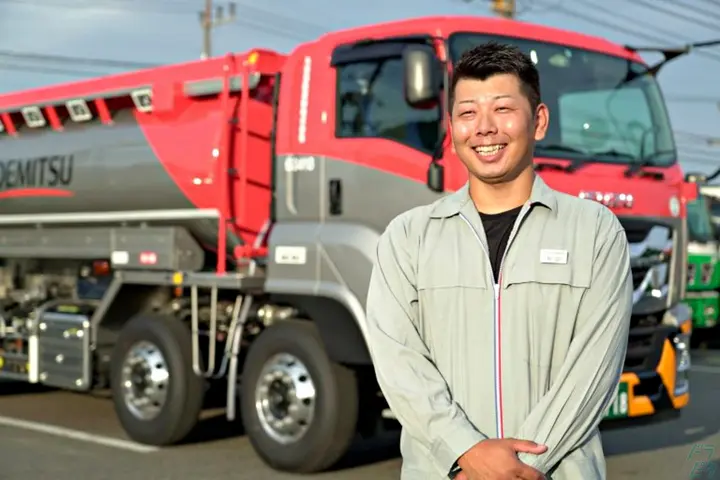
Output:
[687, 196, 715, 243]
[448, 33, 677, 167]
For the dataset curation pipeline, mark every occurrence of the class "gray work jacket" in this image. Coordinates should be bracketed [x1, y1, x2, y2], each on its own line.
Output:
[365, 174, 633, 479]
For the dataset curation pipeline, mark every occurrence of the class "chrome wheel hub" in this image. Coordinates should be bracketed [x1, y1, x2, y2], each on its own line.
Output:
[254, 353, 316, 444]
[120, 340, 169, 421]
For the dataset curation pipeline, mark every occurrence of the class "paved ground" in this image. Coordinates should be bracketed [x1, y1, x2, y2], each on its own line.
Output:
[1, 350, 719, 480]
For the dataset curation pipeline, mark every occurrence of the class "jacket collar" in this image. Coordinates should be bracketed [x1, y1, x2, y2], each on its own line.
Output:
[429, 173, 558, 218]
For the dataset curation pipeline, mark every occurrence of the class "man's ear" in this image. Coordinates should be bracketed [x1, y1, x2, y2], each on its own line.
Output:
[534, 103, 549, 141]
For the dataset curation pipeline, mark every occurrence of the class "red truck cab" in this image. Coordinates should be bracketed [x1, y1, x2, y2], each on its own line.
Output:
[278, 15, 694, 424]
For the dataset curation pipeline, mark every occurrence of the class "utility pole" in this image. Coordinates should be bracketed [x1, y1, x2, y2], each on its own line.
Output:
[492, 0, 515, 19]
[199, 0, 237, 59]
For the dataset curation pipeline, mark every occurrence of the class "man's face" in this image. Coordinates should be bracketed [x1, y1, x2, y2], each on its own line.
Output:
[450, 73, 549, 184]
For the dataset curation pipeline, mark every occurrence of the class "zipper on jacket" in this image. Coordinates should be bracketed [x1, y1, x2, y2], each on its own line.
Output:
[493, 281, 503, 439]
[459, 213, 503, 438]
[460, 206, 533, 440]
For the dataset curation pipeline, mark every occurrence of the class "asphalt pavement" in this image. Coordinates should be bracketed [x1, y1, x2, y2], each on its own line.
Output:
[1, 350, 719, 480]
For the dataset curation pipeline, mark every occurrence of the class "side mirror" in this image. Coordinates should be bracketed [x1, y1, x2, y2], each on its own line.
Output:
[402, 45, 441, 108]
[427, 161, 444, 193]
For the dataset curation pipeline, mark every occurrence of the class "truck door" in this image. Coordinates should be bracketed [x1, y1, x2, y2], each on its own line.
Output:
[317, 38, 448, 312]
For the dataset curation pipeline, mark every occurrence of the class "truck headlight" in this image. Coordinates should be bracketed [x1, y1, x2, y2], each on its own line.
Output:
[673, 332, 691, 396]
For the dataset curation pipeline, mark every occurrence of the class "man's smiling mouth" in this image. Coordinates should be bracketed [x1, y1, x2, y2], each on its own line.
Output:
[474, 144, 507, 157]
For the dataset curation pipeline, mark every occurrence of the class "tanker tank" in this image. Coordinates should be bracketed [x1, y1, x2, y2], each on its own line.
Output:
[0, 109, 245, 259]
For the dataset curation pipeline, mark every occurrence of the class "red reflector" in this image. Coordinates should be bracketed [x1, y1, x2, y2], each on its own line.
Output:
[139, 251, 158, 265]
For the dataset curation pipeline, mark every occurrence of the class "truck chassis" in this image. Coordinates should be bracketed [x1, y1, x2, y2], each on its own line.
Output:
[0, 222, 376, 473]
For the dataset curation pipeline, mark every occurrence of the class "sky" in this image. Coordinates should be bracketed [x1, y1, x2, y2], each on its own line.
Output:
[1, 0, 719, 176]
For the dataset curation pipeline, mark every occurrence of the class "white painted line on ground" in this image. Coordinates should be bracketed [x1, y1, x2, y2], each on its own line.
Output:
[684, 426, 706, 436]
[0, 415, 160, 453]
[691, 364, 720, 374]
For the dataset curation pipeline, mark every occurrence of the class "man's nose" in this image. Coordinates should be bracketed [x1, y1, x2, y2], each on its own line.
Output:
[475, 112, 498, 136]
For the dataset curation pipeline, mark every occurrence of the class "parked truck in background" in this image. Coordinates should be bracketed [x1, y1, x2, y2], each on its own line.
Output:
[683, 177, 720, 330]
[0, 15, 699, 473]
[701, 183, 720, 240]
[686, 170, 720, 332]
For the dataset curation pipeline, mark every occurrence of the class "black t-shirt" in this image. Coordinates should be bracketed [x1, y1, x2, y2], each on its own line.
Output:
[479, 205, 523, 283]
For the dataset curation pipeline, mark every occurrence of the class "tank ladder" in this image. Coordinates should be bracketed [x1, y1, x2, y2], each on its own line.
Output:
[213, 53, 252, 276]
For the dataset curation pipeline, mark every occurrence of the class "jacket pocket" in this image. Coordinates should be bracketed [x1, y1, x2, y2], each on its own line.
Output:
[502, 253, 590, 371]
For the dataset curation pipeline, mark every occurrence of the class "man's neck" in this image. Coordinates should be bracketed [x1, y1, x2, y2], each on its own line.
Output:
[469, 167, 535, 215]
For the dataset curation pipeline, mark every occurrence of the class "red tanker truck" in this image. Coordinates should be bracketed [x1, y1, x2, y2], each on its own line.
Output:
[0, 15, 701, 473]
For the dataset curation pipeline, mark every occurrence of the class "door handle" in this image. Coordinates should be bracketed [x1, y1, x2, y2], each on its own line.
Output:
[329, 179, 342, 215]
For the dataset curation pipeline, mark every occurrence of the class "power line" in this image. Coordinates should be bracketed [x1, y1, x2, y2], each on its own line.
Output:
[0, 0, 325, 41]
[0, 62, 106, 77]
[676, 144, 720, 157]
[632, 0, 720, 33]
[676, 131, 720, 141]
[0, 49, 159, 69]
[566, 1, 720, 64]
[656, 0, 720, 24]
[473, 0, 720, 67]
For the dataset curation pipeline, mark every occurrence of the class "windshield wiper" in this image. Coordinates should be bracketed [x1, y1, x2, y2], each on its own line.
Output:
[624, 149, 674, 179]
[536, 144, 664, 177]
[534, 144, 590, 172]
[593, 149, 635, 161]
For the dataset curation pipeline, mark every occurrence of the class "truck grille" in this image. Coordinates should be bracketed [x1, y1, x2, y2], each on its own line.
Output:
[617, 217, 678, 373]
[618, 217, 673, 301]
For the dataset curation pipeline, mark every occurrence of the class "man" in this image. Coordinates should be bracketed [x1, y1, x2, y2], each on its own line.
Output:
[365, 42, 633, 480]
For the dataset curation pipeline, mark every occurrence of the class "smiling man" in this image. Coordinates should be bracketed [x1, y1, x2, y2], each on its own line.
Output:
[365, 42, 634, 480]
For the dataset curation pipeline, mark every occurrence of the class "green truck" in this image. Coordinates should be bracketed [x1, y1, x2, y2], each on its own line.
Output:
[684, 172, 720, 330]
[685, 194, 720, 329]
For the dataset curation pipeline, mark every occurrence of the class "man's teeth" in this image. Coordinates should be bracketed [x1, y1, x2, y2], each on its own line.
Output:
[474, 145, 506, 156]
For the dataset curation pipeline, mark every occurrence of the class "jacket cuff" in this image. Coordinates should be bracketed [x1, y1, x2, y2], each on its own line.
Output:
[431, 425, 488, 475]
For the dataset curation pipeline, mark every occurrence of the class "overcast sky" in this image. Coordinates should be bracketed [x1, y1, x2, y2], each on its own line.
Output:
[1, 0, 719, 175]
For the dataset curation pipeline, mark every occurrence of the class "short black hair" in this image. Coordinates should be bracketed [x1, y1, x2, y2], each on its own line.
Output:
[449, 41, 541, 113]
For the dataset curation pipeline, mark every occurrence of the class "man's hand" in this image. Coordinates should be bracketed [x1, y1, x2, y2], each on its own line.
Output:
[457, 438, 548, 480]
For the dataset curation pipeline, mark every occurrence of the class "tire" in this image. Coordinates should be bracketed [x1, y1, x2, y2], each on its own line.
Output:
[240, 319, 359, 473]
[110, 313, 205, 446]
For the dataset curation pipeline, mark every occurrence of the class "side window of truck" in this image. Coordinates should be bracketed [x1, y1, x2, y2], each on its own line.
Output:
[335, 57, 440, 153]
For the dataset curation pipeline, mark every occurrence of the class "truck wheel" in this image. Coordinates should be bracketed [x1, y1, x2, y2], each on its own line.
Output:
[240, 319, 359, 473]
[110, 313, 204, 446]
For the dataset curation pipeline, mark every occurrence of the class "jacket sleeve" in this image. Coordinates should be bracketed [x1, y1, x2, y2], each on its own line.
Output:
[365, 215, 488, 476]
[514, 223, 633, 474]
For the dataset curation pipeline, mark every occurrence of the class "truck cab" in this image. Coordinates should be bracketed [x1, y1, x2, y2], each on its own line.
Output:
[274, 17, 693, 428]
